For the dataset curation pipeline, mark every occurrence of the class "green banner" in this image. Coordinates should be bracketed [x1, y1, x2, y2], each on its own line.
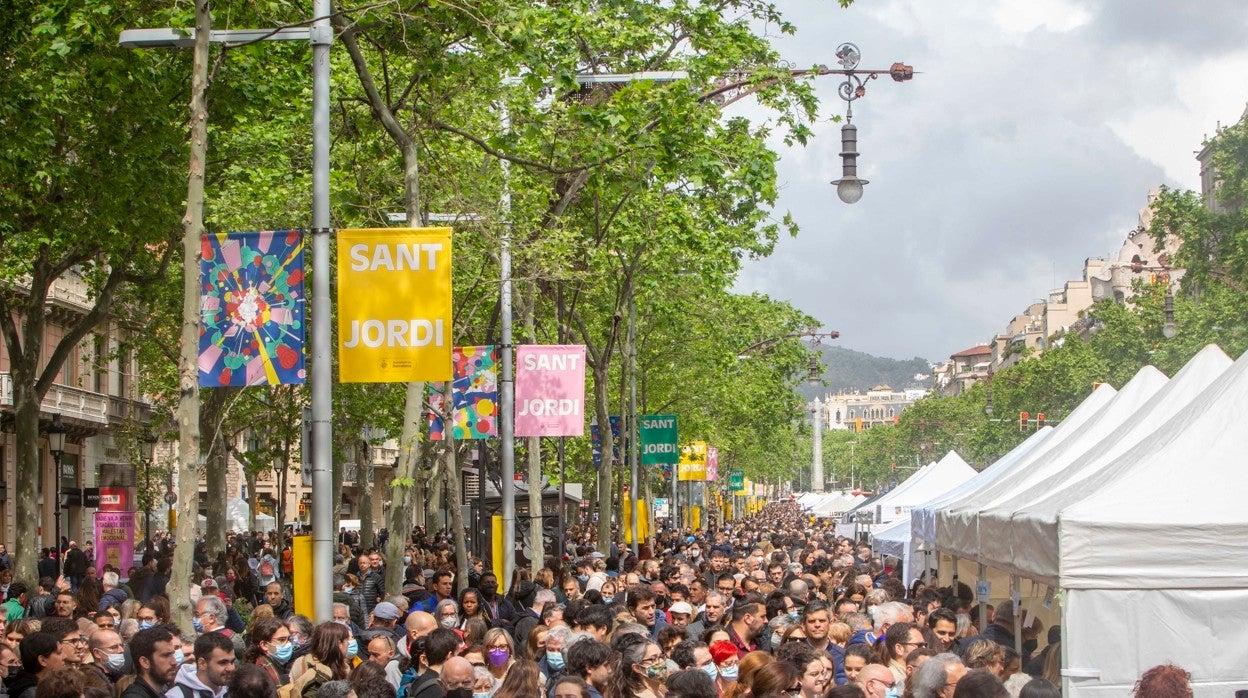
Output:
[639, 414, 679, 465]
[729, 469, 745, 490]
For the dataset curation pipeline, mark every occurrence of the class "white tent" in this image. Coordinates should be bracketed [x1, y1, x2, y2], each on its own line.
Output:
[867, 452, 975, 525]
[225, 498, 277, 532]
[810, 494, 858, 517]
[909, 426, 1054, 583]
[1003, 345, 1232, 583]
[936, 382, 1118, 559]
[873, 515, 911, 560]
[847, 462, 933, 522]
[966, 346, 1248, 696]
[969, 365, 1170, 566]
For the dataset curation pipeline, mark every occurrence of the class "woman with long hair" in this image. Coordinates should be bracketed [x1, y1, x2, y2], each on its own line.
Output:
[75, 574, 102, 615]
[606, 634, 666, 698]
[299, 622, 352, 698]
[723, 651, 777, 698]
[524, 625, 549, 662]
[243, 617, 292, 686]
[458, 588, 489, 627]
[494, 659, 543, 698]
[482, 627, 517, 684]
[747, 661, 802, 697]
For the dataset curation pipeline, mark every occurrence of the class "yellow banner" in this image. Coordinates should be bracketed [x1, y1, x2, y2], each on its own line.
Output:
[678, 441, 708, 481]
[338, 228, 453, 382]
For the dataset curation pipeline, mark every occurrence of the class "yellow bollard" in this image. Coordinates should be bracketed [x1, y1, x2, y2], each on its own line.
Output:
[491, 515, 504, 586]
[623, 497, 633, 544]
[292, 535, 313, 619]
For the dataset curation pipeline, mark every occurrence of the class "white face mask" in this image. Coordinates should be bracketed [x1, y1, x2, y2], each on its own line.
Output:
[440, 616, 458, 629]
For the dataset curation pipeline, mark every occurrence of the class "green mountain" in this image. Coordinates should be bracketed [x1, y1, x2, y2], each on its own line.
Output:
[799, 345, 933, 397]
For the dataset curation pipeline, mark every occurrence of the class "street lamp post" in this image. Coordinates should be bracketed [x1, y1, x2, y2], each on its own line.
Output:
[708, 43, 915, 203]
[120, 2, 335, 622]
[808, 355, 825, 493]
[46, 414, 67, 573]
[139, 430, 157, 551]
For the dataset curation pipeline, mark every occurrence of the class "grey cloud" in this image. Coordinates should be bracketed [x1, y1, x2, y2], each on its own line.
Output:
[735, 0, 1194, 359]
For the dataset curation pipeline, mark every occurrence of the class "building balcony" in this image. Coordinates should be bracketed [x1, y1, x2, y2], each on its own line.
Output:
[0, 371, 110, 425]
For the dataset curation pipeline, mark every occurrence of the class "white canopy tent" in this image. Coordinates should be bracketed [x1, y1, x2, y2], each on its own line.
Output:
[867, 451, 975, 526]
[967, 365, 1169, 566]
[226, 498, 277, 532]
[810, 494, 859, 517]
[908, 426, 1054, 584]
[936, 382, 1118, 559]
[965, 346, 1248, 696]
[847, 461, 933, 523]
[996, 346, 1233, 583]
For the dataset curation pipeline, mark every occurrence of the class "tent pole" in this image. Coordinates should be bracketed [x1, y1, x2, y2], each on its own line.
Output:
[1012, 575, 1023, 656]
[977, 562, 988, 635]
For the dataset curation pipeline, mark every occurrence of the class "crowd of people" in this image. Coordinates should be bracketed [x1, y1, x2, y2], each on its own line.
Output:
[0, 501, 1193, 698]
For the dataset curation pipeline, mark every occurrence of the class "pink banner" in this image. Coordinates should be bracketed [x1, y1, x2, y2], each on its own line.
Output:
[94, 512, 136, 579]
[515, 345, 586, 437]
[706, 446, 719, 482]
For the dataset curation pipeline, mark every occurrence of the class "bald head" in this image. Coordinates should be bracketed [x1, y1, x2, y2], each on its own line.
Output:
[406, 611, 436, 639]
[440, 656, 474, 689]
[856, 664, 895, 698]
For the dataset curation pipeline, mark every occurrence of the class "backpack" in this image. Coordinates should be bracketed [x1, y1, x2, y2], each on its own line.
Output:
[278, 665, 328, 698]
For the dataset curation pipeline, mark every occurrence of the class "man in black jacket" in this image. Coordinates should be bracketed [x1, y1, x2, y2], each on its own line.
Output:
[11, 632, 64, 698]
[121, 625, 180, 698]
[62, 541, 89, 592]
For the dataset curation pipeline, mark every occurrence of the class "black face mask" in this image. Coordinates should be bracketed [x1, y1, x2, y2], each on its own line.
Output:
[479, 585, 497, 600]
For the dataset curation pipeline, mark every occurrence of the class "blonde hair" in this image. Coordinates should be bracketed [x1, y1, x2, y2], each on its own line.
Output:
[829, 621, 851, 645]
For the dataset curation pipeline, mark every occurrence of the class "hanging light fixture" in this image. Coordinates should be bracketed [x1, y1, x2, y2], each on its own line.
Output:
[832, 120, 868, 204]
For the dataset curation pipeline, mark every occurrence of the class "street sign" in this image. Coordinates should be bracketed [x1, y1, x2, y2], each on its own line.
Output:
[163, 491, 178, 506]
[729, 470, 745, 490]
[639, 415, 678, 465]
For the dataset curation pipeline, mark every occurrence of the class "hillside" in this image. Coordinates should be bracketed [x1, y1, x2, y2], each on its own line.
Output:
[799, 345, 933, 398]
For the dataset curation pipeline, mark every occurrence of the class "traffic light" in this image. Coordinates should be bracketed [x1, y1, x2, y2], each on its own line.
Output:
[1019, 411, 1030, 432]
[1037, 412, 1046, 428]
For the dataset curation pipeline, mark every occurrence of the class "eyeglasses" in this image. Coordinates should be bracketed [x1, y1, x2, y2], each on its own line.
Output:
[61, 637, 87, 646]
[901, 641, 928, 648]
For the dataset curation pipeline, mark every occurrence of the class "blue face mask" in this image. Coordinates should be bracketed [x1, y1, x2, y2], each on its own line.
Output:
[192, 618, 204, 633]
[272, 642, 294, 663]
[139, 620, 156, 631]
[788, 609, 800, 622]
[886, 688, 901, 698]
[347, 639, 359, 658]
[473, 693, 491, 698]
[546, 650, 565, 671]
[720, 664, 739, 681]
[702, 663, 719, 681]
[602, 596, 614, 605]
[173, 649, 185, 665]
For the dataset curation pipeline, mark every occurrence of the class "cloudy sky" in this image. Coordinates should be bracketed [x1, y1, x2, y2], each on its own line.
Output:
[735, 0, 1248, 361]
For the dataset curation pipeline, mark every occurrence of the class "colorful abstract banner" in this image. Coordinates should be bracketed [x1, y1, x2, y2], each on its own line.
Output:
[199, 230, 306, 386]
[639, 415, 679, 465]
[94, 511, 136, 579]
[338, 228, 452, 382]
[514, 345, 586, 436]
[678, 441, 708, 481]
[706, 446, 719, 482]
[428, 346, 499, 440]
[591, 416, 623, 468]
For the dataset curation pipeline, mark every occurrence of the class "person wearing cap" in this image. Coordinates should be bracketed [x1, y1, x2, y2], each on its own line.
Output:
[359, 601, 404, 645]
[667, 602, 694, 630]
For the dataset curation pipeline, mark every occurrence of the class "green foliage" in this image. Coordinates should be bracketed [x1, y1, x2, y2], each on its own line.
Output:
[802, 346, 932, 396]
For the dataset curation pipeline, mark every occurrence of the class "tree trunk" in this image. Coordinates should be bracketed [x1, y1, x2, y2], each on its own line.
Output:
[169, 0, 212, 632]
[246, 471, 257, 532]
[201, 388, 231, 555]
[443, 383, 470, 593]
[385, 380, 424, 593]
[592, 364, 614, 554]
[425, 456, 443, 531]
[358, 440, 374, 550]
[12, 373, 42, 584]
[521, 281, 544, 572]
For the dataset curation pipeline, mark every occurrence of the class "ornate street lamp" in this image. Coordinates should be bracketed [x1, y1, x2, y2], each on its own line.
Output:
[46, 414, 67, 572]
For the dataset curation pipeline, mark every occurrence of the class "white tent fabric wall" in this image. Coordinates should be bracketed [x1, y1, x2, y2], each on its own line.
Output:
[1006, 345, 1232, 584]
[868, 451, 975, 526]
[908, 427, 1054, 585]
[972, 365, 1170, 573]
[811, 494, 858, 517]
[936, 383, 1117, 560]
[847, 462, 933, 523]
